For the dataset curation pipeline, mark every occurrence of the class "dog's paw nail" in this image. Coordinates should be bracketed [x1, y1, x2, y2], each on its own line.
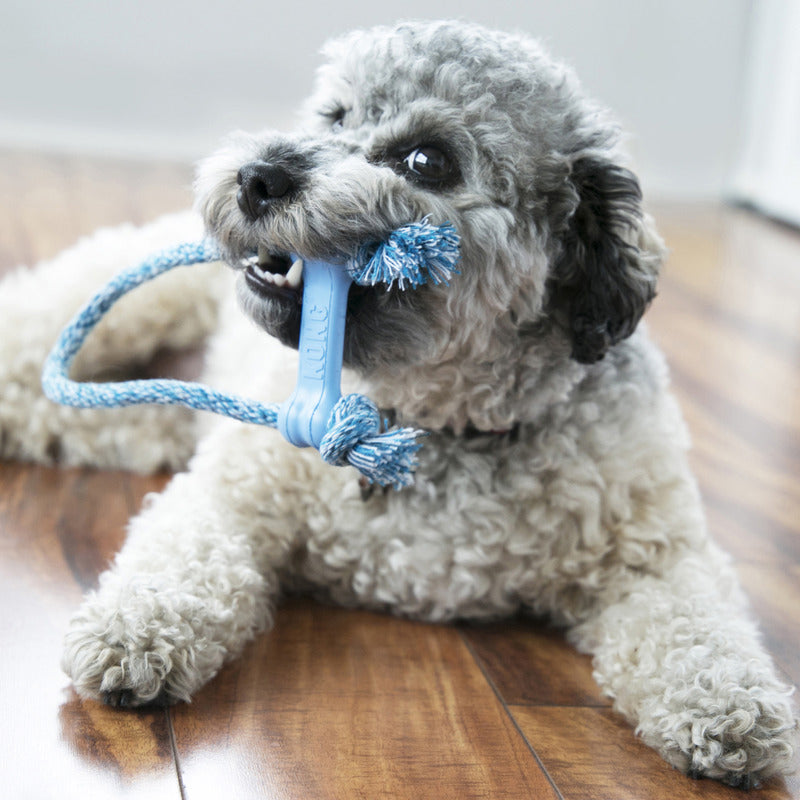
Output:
[102, 688, 135, 708]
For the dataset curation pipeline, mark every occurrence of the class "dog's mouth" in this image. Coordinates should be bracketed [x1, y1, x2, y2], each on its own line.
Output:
[240, 247, 304, 299]
[228, 237, 419, 371]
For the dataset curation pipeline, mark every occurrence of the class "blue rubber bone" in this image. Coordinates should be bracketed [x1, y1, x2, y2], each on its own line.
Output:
[278, 257, 352, 449]
[279, 217, 461, 448]
[41, 219, 460, 488]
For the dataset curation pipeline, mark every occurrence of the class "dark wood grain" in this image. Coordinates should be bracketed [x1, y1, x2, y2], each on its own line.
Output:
[461, 618, 610, 708]
[513, 706, 799, 800]
[171, 598, 560, 800]
[0, 464, 179, 799]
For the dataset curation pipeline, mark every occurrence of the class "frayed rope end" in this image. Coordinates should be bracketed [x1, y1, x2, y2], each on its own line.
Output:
[348, 218, 460, 291]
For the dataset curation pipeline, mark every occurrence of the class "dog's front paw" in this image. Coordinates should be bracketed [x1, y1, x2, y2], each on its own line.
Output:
[62, 581, 228, 707]
[638, 657, 798, 787]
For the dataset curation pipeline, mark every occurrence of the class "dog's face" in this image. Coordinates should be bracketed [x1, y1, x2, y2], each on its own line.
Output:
[196, 21, 663, 430]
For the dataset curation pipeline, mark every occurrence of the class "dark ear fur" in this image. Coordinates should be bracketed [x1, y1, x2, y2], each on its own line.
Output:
[548, 157, 659, 364]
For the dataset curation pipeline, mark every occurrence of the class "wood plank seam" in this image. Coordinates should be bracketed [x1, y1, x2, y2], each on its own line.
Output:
[458, 629, 567, 800]
[166, 707, 188, 800]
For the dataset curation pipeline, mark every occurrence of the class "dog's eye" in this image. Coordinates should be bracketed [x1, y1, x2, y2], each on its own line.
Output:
[319, 106, 347, 131]
[402, 146, 452, 182]
[330, 108, 346, 131]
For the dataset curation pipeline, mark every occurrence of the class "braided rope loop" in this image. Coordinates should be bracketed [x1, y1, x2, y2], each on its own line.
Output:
[41, 239, 279, 426]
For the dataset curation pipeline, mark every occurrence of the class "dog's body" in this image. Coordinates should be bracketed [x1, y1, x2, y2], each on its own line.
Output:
[1, 20, 796, 788]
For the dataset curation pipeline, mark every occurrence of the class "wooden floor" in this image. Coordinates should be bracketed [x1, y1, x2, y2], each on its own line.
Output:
[1, 149, 798, 799]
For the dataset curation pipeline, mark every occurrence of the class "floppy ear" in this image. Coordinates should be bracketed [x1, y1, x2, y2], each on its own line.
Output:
[547, 156, 662, 364]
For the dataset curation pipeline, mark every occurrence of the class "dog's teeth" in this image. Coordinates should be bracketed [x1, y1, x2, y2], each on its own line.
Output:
[257, 244, 270, 263]
[286, 258, 304, 288]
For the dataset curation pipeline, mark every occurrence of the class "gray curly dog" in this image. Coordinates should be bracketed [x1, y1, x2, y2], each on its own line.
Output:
[0, 19, 795, 789]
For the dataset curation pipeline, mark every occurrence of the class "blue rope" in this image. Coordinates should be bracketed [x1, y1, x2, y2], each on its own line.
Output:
[42, 222, 460, 490]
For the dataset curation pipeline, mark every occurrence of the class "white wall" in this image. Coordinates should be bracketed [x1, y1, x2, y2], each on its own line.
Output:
[0, 0, 752, 200]
[731, 0, 800, 225]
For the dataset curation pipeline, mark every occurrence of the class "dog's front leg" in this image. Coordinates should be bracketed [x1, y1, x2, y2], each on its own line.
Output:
[62, 421, 305, 707]
[571, 544, 798, 787]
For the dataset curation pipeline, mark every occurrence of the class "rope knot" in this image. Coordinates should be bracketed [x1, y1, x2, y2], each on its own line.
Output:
[319, 394, 423, 490]
[319, 394, 380, 466]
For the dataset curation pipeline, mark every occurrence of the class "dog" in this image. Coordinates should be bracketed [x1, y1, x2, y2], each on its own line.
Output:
[0, 19, 796, 788]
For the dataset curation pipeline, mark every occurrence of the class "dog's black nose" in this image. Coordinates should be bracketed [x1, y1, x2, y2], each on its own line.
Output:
[236, 161, 294, 220]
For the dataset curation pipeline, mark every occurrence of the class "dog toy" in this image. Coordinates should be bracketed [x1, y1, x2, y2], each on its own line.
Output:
[42, 221, 460, 489]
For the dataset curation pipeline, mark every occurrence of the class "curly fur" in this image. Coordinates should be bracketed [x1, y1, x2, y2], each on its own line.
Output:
[0, 20, 796, 788]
